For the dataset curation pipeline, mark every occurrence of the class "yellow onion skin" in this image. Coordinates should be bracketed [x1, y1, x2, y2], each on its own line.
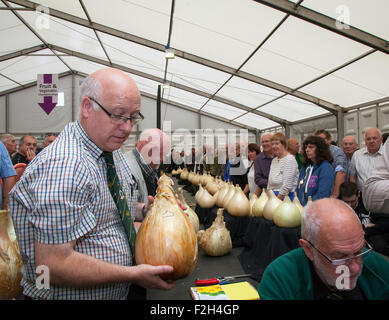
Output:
[0, 210, 23, 300]
[262, 189, 282, 221]
[273, 196, 302, 228]
[199, 209, 232, 256]
[222, 184, 236, 209]
[135, 185, 198, 280]
[252, 189, 269, 217]
[226, 185, 250, 216]
[198, 188, 216, 209]
[216, 183, 229, 207]
[293, 192, 304, 215]
[180, 168, 189, 180]
[249, 194, 257, 216]
[177, 188, 200, 234]
[205, 180, 219, 195]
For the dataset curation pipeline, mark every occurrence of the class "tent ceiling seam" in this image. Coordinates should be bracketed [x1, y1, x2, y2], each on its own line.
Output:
[78, 0, 112, 66]
[50, 44, 287, 125]
[4, 0, 340, 114]
[2, 0, 74, 74]
[253, 0, 389, 55]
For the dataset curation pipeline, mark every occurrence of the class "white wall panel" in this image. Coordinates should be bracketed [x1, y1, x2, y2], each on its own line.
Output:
[8, 75, 73, 134]
[378, 104, 389, 134]
[358, 108, 377, 148]
[344, 111, 359, 144]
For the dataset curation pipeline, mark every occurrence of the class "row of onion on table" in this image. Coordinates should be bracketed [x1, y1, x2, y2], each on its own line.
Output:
[172, 167, 306, 228]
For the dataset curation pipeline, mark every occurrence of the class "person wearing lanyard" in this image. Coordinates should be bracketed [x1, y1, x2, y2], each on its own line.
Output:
[296, 136, 335, 206]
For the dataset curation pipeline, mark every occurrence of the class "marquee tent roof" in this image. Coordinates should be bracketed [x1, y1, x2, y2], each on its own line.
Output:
[1, 0, 389, 131]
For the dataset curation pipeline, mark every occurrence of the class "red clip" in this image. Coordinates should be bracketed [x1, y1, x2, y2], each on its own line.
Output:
[195, 278, 220, 286]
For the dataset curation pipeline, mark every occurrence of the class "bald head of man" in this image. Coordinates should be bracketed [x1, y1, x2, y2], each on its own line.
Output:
[79, 68, 141, 152]
[136, 128, 171, 170]
[300, 198, 366, 290]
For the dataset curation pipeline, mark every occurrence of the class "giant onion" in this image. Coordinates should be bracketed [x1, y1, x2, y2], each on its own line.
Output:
[216, 183, 229, 207]
[293, 192, 304, 215]
[197, 187, 216, 209]
[249, 194, 257, 216]
[178, 187, 199, 233]
[180, 168, 189, 180]
[262, 189, 282, 221]
[222, 184, 236, 209]
[225, 185, 250, 216]
[273, 196, 302, 228]
[198, 209, 232, 256]
[252, 189, 269, 217]
[0, 210, 23, 299]
[134, 183, 198, 280]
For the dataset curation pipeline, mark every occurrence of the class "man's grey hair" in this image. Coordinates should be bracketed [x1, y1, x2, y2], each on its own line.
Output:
[365, 127, 382, 137]
[18, 135, 36, 146]
[0, 133, 14, 144]
[300, 201, 322, 243]
[78, 76, 103, 119]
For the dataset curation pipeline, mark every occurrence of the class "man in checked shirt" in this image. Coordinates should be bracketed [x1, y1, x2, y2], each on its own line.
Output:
[9, 68, 175, 300]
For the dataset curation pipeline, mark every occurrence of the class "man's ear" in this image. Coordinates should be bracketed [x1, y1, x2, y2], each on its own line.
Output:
[81, 96, 93, 118]
[299, 239, 314, 262]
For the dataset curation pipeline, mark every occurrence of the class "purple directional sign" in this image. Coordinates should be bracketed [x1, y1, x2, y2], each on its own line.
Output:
[37, 74, 58, 115]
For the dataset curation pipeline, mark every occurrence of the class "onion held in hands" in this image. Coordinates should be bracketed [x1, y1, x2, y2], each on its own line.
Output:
[134, 184, 198, 280]
[0, 210, 23, 300]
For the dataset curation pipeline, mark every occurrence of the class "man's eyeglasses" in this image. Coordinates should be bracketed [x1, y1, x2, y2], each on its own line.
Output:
[304, 239, 372, 266]
[88, 97, 144, 125]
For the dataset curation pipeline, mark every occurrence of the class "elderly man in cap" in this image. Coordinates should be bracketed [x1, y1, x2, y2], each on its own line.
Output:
[258, 198, 389, 300]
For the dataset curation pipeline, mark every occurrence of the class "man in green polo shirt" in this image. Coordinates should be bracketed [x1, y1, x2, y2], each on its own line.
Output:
[258, 198, 389, 300]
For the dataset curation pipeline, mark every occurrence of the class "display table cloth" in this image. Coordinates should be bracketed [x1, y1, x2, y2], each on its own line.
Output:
[238, 217, 300, 282]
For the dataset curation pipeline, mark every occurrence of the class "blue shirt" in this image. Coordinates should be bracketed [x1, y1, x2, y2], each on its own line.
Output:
[329, 144, 347, 173]
[296, 160, 335, 206]
[0, 141, 16, 209]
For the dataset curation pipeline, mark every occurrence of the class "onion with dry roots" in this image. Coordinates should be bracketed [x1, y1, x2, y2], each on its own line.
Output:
[198, 208, 232, 256]
[0, 210, 23, 300]
[134, 184, 198, 280]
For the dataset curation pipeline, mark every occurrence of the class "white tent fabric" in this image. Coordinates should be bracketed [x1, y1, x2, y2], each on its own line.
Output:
[1, 0, 388, 131]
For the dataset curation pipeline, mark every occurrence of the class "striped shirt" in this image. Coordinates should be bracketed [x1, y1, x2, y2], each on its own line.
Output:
[267, 154, 299, 196]
[349, 145, 383, 192]
[9, 121, 138, 300]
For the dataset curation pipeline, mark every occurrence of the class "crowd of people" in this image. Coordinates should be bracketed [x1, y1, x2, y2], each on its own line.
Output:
[1, 67, 388, 300]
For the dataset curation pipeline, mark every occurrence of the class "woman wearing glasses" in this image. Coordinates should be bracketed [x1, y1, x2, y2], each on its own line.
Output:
[296, 135, 335, 206]
[258, 198, 389, 300]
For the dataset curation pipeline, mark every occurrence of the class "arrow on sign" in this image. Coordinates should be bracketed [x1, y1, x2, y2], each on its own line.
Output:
[38, 96, 57, 115]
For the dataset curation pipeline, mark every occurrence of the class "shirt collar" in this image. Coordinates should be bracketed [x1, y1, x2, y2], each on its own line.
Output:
[362, 144, 383, 156]
[260, 151, 274, 160]
[74, 120, 104, 160]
